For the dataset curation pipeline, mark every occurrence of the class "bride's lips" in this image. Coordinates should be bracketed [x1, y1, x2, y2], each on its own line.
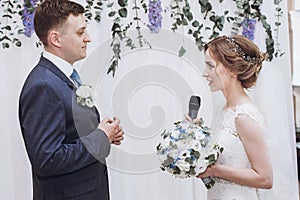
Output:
[207, 79, 213, 86]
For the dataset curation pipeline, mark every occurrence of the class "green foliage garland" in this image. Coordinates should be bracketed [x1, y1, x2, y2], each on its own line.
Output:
[0, 0, 283, 76]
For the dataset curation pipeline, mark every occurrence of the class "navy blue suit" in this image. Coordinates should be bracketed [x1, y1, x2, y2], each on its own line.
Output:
[19, 56, 110, 200]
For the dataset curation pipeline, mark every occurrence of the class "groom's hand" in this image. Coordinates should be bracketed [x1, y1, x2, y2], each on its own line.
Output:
[111, 116, 124, 145]
[97, 117, 121, 143]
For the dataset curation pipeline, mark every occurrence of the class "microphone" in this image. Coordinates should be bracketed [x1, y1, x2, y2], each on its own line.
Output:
[188, 95, 201, 120]
[188, 95, 214, 189]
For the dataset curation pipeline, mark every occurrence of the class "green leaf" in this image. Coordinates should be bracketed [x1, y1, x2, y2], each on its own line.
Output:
[192, 20, 200, 27]
[1, 25, 12, 31]
[275, 22, 281, 26]
[97, 1, 103, 6]
[15, 40, 21, 47]
[185, 12, 193, 21]
[107, 3, 114, 8]
[0, 36, 11, 42]
[2, 42, 9, 49]
[118, 8, 127, 18]
[274, 0, 281, 5]
[108, 11, 116, 17]
[206, 154, 216, 165]
[118, 0, 127, 7]
[2, 14, 12, 18]
[182, 19, 188, 26]
[179, 46, 186, 57]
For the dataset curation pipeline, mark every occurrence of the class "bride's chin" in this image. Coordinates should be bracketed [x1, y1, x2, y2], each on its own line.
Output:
[209, 86, 218, 92]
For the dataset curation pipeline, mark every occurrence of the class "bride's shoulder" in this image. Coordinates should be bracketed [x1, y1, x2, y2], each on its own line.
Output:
[235, 102, 264, 123]
[235, 103, 264, 123]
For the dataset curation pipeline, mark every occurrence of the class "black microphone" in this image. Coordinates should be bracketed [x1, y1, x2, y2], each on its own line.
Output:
[188, 95, 201, 120]
[188, 95, 213, 189]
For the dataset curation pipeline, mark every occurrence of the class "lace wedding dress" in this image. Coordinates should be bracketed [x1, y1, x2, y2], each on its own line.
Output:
[207, 103, 265, 200]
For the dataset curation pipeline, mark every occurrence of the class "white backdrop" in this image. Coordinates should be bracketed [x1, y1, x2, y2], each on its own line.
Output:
[0, 0, 298, 199]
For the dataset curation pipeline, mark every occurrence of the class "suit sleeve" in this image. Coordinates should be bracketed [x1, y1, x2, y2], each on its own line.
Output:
[19, 83, 110, 177]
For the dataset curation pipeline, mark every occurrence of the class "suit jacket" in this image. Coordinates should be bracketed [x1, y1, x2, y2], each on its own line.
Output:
[19, 56, 111, 200]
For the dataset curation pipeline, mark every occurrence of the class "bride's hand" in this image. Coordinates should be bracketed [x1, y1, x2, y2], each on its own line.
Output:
[184, 114, 192, 122]
[197, 165, 215, 178]
[184, 114, 201, 126]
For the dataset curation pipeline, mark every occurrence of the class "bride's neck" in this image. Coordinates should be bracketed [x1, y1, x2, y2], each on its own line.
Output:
[222, 83, 249, 109]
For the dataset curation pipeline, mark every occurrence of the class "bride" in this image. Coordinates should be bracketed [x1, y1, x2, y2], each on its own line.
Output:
[191, 35, 273, 199]
[188, 34, 299, 199]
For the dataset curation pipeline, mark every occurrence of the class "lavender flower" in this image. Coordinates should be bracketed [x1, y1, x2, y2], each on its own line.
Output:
[241, 18, 256, 41]
[22, 0, 38, 38]
[147, 0, 162, 33]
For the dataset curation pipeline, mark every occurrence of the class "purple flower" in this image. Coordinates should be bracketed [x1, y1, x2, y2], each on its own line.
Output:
[241, 18, 256, 41]
[147, 0, 162, 33]
[22, 0, 38, 38]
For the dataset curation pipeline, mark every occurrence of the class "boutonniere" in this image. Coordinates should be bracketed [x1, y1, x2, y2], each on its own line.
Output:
[75, 85, 95, 108]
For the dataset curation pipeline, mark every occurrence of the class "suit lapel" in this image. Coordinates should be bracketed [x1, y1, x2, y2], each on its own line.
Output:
[38, 56, 75, 89]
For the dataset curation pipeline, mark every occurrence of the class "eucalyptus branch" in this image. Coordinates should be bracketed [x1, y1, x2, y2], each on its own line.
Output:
[197, 0, 229, 46]
[0, 0, 22, 48]
[170, 0, 183, 32]
[108, 36, 121, 77]
[251, 0, 274, 61]
[184, 0, 205, 51]
[274, 0, 284, 57]
[198, 0, 213, 19]
[107, 0, 138, 76]
[169, 0, 186, 56]
[85, 0, 103, 22]
[133, 0, 145, 47]
[231, 0, 246, 35]
[107, 1, 123, 76]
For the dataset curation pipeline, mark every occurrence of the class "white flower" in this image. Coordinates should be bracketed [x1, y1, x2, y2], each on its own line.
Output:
[190, 140, 201, 152]
[75, 84, 95, 108]
[85, 98, 94, 108]
[176, 159, 190, 172]
[76, 85, 92, 98]
[195, 159, 208, 174]
[196, 130, 205, 140]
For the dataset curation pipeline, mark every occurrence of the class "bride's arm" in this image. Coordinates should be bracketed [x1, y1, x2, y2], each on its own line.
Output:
[198, 114, 273, 189]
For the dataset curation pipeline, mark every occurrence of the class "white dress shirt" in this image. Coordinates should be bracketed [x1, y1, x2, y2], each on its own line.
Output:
[43, 51, 74, 83]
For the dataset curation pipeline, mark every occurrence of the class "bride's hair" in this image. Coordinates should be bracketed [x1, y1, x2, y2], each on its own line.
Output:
[204, 35, 266, 89]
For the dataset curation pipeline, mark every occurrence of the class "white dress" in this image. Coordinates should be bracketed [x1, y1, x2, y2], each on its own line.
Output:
[207, 103, 265, 200]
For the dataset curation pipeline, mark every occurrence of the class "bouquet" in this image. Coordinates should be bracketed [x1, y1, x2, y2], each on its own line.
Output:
[156, 120, 223, 189]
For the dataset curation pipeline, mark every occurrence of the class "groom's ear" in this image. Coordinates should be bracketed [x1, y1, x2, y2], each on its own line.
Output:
[48, 30, 62, 48]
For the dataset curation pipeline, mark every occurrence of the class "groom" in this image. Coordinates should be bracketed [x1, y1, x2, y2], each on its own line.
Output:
[18, 0, 124, 199]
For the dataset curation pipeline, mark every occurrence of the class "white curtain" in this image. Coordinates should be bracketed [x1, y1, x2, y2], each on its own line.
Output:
[290, 10, 300, 86]
[0, 0, 298, 199]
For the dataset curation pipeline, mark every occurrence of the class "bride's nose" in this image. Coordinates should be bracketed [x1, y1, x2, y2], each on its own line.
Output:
[202, 66, 209, 77]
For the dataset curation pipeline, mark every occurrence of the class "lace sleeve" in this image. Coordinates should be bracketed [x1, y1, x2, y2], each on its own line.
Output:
[235, 103, 265, 127]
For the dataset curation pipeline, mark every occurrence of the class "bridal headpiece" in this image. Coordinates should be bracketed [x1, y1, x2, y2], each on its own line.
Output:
[225, 36, 259, 63]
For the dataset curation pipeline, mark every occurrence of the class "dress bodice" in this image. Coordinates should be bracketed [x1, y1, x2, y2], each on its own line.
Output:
[217, 103, 265, 169]
[207, 103, 265, 200]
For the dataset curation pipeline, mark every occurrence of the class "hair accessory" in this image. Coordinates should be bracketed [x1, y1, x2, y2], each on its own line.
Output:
[225, 36, 258, 63]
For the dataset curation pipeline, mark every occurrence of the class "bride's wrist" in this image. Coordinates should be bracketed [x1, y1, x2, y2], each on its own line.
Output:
[211, 164, 219, 177]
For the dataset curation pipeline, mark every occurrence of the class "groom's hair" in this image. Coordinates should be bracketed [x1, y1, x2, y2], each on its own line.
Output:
[34, 0, 84, 46]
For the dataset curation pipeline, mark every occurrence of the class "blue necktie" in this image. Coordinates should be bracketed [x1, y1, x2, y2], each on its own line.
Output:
[70, 69, 82, 88]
